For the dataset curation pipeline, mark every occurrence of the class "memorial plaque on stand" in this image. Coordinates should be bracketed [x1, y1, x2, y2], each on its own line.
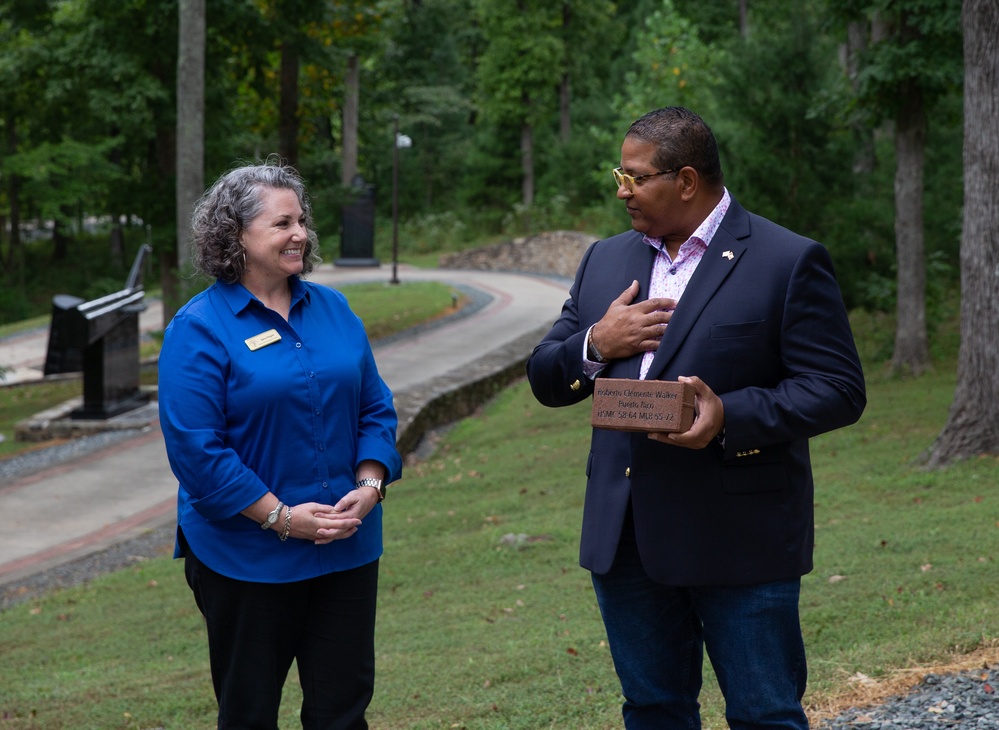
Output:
[591, 378, 695, 433]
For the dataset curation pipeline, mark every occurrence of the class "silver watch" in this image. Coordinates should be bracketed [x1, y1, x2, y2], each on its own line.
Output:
[261, 501, 283, 529]
[356, 478, 385, 502]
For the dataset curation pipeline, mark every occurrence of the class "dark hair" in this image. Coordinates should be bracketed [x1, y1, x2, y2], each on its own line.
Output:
[190, 157, 321, 283]
[626, 107, 724, 188]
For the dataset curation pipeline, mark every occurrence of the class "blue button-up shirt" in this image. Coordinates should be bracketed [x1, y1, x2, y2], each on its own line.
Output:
[158, 276, 402, 583]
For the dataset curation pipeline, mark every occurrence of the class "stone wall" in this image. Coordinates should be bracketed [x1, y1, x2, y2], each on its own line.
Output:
[438, 230, 597, 279]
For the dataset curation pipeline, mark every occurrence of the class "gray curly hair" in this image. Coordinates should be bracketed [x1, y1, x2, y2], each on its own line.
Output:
[190, 158, 322, 283]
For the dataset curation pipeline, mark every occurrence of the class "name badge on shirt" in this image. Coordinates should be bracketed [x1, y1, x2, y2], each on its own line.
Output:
[245, 329, 282, 351]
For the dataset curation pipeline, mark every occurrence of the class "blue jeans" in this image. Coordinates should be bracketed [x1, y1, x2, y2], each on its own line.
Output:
[591, 516, 808, 730]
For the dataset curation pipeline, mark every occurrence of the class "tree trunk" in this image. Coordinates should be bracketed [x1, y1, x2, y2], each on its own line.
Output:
[159, 246, 178, 325]
[559, 73, 571, 144]
[4, 113, 22, 275]
[739, 0, 749, 39]
[845, 21, 875, 174]
[52, 215, 71, 262]
[156, 121, 179, 323]
[175, 0, 205, 322]
[521, 119, 534, 208]
[560, 3, 570, 143]
[109, 133, 125, 268]
[342, 53, 360, 187]
[109, 219, 125, 269]
[922, 0, 999, 466]
[279, 40, 299, 167]
[890, 79, 930, 376]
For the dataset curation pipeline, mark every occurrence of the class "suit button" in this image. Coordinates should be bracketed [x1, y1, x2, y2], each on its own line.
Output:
[625, 467, 631, 478]
[570, 379, 581, 391]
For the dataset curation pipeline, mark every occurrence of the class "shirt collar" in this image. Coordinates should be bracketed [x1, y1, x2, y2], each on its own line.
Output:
[215, 276, 310, 315]
[643, 187, 731, 252]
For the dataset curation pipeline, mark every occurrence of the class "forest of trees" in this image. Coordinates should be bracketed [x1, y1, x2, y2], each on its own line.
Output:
[2, 0, 995, 463]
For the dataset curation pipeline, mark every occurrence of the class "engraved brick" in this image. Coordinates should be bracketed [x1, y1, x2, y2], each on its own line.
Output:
[591, 378, 695, 433]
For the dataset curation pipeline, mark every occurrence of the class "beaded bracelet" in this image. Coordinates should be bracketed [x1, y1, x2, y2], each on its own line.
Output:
[279, 506, 293, 542]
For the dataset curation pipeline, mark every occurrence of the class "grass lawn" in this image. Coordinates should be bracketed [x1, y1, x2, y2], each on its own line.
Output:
[339, 280, 469, 343]
[1, 350, 997, 728]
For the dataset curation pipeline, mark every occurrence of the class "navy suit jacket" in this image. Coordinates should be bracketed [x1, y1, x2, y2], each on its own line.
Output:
[526, 197, 866, 586]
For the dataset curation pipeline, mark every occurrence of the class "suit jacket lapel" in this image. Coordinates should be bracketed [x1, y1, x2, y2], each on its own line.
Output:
[644, 198, 751, 381]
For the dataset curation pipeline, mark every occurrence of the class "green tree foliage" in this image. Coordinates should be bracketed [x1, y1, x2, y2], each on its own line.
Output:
[537, 1, 619, 209]
[845, 0, 962, 115]
[362, 0, 477, 220]
[3, 140, 121, 238]
[3, 3, 175, 324]
[615, 0, 722, 124]
[0, 0, 973, 342]
[714, 3, 853, 239]
[1, 0, 178, 273]
[472, 0, 563, 130]
[472, 0, 565, 206]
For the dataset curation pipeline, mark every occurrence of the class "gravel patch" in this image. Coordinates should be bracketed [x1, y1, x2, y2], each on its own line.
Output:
[818, 667, 999, 728]
[0, 428, 145, 481]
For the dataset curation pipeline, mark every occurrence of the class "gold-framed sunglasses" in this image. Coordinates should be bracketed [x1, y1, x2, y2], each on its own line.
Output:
[612, 166, 682, 193]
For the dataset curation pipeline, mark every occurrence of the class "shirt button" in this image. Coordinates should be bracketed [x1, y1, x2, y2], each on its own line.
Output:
[295, 342, 302, 349]
[318, 443, 325, 451]
[625, 467, 631, 478]
[314, 408, 321, 415]
[308, 372, 315, 378]
[322, 481, 328, 489]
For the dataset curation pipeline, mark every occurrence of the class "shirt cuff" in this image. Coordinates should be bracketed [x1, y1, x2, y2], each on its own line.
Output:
[582, 325, 607, 380]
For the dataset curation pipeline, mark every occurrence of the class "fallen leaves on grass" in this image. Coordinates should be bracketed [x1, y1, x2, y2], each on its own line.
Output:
[847, 672, 878, 687]
[498, 533, 552, 547]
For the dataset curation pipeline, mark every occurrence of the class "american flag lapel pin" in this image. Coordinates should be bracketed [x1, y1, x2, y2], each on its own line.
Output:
[722, 250, 734, 260]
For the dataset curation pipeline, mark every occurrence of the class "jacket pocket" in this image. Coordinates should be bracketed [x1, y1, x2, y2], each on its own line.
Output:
[710, 319, 767, 340]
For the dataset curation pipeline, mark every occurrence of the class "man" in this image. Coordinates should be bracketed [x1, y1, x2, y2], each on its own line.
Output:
[526, 107, 866, 729]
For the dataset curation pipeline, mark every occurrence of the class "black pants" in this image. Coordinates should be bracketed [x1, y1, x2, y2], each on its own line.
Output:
[184, 544, 379, 730]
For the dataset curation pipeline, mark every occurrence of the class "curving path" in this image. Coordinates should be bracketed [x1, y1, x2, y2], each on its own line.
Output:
[0, 263, 571, 588]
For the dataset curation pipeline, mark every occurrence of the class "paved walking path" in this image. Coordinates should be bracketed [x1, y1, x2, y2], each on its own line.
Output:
[0, 264, 570, 588]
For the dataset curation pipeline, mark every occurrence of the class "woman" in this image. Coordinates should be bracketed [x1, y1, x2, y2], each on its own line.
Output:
[158, 159, 402, 729]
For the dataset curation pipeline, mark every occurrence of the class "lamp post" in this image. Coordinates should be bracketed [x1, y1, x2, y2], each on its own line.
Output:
[391, 114, 412, 285]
